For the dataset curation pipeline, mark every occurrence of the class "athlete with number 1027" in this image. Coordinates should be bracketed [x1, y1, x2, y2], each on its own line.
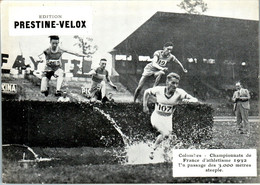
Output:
[143, 72, 198, 159]
[134, 42, 188, 102]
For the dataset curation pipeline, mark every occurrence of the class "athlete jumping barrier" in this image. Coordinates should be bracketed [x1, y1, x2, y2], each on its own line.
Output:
[2, 101, 213, 147]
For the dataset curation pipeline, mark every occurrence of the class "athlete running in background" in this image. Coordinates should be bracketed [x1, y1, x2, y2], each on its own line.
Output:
[134, 42, 188, 102]
[39, 35, 87, 97]
[84, 58, 118, 103]
[143, 72, 198, 159]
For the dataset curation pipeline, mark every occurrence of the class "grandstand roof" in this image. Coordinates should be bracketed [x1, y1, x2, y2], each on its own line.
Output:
[111, 11, 258, 60]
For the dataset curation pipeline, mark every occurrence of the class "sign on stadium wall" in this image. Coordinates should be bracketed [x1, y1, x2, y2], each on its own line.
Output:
[2, 83, 18, 94]
[1, 53, 92, 77]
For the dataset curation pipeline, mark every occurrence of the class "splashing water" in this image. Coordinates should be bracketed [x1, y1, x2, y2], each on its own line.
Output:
[113, 135, 186, 165]
[94, 106, 187, 165]
[124, 141, 165, 164]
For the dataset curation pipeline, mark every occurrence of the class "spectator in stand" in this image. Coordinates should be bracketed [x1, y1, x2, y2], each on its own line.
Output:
[232, 82, 250, 135]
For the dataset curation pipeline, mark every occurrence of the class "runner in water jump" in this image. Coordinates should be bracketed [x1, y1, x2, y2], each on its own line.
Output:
[39, 35, 87, 97]
[143, 72, 198, 159]
[134, 42, 188, 102]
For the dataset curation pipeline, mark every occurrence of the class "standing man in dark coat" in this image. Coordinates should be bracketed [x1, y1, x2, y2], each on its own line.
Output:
[232, 82, 250, 135]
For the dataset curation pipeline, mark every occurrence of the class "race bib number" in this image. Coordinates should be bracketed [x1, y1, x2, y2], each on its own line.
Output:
[155, 103, 174, 114]
[156, 59, 167, 67]
[47, 59, 60, 67]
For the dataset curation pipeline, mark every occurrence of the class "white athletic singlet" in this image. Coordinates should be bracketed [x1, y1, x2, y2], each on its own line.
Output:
[146, 86, 189, 135]
[147, 86, 189, 116]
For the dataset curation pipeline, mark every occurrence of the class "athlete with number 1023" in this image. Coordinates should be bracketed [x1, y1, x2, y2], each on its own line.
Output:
[39, 35, 87, 97]
[143, 72, 198, 159]
[134, 42, 188, 102]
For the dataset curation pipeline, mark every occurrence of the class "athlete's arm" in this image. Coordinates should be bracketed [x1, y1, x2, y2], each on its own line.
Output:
[182, 93, 198, 103]
[174, 58, 188, 73]
[143, 88, 157, 113]
[151, 55, 168, 71]
[63, 50, 88, 57]
[84, 69, 96, 76]
[39, 49, 51, 63]
[38, 52, 45, 62]
[180, 90, 198, 103]
[143, 89, 151, 113]
[106, 75, 118, 90]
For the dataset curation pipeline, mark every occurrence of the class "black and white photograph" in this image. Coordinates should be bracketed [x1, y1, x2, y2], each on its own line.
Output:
[1, 0, 259, 184]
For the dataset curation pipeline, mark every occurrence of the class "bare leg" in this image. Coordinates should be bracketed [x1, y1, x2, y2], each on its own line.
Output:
[55, 68, 64, 91]
[153, 71, 165, 87]
[134, 75, 149, 102]
[41, 77, 49, 92]
[150, 134, 169, 159]
[153, 134, 167, 150]
[100, 81, 106, 99]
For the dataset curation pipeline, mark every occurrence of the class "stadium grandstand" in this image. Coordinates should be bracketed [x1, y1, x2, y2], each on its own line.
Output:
[109, 11, 259, 102]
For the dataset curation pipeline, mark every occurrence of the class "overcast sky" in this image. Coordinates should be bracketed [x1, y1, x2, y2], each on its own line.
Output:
[1, 0, 259, 71]
[92, 0, 259, 55]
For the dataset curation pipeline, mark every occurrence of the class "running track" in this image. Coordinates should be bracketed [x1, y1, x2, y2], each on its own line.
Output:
[214, 116, 259, 122]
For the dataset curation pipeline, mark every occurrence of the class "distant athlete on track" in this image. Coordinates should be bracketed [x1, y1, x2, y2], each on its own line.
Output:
[84, 58, 118, 103]
[143, 72, 198, 159]
[134, 42, 188, 102]
[39, 35, 87, 97]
